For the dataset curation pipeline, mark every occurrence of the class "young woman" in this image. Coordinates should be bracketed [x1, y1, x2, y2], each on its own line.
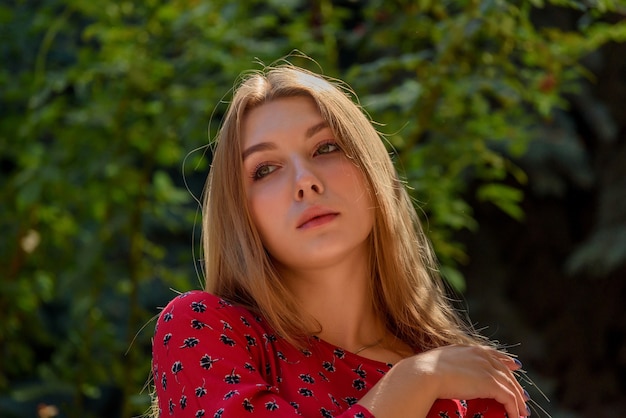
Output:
[152, 64, 530, 418]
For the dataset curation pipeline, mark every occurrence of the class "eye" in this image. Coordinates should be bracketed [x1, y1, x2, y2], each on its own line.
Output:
[252, 163, 278, 180]
[314, 141, 340, 156]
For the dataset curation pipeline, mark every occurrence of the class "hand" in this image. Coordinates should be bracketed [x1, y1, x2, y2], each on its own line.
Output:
[409, 344, 528, 418]
[358, 344, 529, 418]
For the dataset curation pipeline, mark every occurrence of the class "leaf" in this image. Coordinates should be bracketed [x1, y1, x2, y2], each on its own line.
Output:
[476, 184, 525, 220]
[439, 265, 466, 293]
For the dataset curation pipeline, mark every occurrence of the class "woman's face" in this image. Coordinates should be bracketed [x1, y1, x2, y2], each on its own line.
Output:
[241, 96, 375, 273]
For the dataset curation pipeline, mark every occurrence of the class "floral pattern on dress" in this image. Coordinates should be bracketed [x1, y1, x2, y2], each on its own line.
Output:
[152, 291, 507, 418]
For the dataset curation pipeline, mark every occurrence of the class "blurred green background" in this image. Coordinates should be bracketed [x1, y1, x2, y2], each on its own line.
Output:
[2, 0, 625, 417]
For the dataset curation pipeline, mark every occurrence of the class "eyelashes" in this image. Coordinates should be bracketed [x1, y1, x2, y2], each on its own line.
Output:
[249, 141, 341, 181]
[251, 162, 278, 181]
[313, 141, 340, 156]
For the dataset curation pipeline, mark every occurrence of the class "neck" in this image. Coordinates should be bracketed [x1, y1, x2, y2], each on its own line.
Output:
[276, 254, 385, 352]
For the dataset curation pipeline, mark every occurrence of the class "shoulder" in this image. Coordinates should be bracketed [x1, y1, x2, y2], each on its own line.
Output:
[151, 291, 285, 417]
[159, 289, 233, 312]
[158, 290, 236, 318]
[152, 290, 273, 377]
[155, 290, 263, 335]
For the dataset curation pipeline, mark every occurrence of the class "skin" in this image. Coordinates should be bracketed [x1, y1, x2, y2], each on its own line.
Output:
[242, 96, 390, 354]
[359, 345, 529, 418]
[241, 96, 529, 418]
[242, 96, 375, 275]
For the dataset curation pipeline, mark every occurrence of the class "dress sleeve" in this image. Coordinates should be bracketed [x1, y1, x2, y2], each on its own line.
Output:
[465, 398, 508, 417]
[152, 291, 375, 418]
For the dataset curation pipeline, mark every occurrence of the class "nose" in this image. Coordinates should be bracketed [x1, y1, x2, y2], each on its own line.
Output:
[294, 160, 324, 200]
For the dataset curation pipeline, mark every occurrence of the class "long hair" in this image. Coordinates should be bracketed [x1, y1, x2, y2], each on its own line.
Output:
[203, 64, 483, 349]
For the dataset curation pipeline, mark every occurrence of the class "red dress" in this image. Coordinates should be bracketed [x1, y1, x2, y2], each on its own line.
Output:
[152, 291, 507, 418]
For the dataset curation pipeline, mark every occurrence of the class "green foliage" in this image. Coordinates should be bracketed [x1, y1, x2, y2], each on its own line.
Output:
[342, 0, 624, 286]
[0, 0, 623, 416]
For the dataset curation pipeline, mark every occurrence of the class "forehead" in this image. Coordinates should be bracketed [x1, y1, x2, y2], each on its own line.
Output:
[241, 96, 324, 148]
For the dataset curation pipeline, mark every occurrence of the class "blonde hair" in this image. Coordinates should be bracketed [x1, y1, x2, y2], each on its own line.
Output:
[203, 64, 482, 350]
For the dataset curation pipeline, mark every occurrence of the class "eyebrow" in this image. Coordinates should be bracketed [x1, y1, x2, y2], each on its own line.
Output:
[305, 121, 329, 139]
[241, 121, 330, 161]
[242, 142, 277, 161]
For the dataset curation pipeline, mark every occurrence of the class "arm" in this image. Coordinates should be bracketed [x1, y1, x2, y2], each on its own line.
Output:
[358, 345, 528, 418]
[152, 291, 375, 418]
[153, 291, 302, 417]
[153, 292, 526, 418]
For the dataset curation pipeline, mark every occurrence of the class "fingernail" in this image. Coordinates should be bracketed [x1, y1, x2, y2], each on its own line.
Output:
[526, 404, 532, 416]
[523, 389, 530, 400]
[514, 358, 523, 368]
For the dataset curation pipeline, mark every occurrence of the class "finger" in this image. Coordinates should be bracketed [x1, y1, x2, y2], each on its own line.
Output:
[484, 368, 527, 417]
[464, 346, 520, 415]
[490, 359, 530, 417]
[487, 349, 523, 372]
[484, 351, 528, 399]
[505, 356, 523, 371]
[458, 346, 531, 416]
[505, 371, 529, 416]
[499, 358, 531, 415]
[488, 376, 523, 418]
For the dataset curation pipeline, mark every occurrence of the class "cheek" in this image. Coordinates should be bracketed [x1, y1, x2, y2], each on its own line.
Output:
[343, 167, 376, 226]
[338, 163, 372, 203]
[247, 186, 283, 247]
[248, 193, 268, 233]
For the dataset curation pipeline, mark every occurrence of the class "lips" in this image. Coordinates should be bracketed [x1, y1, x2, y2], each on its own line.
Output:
[296, 206, 339, 229]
